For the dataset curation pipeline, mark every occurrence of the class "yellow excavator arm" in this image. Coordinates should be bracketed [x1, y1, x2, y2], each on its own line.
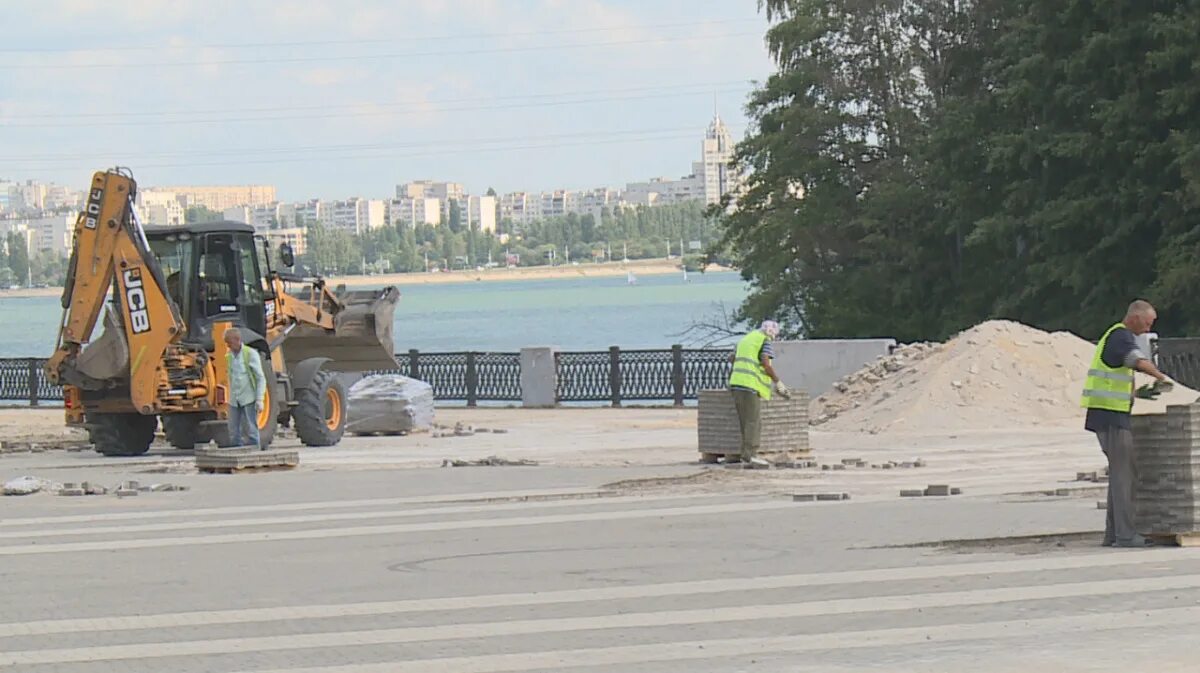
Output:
[47, 169, 185, 414]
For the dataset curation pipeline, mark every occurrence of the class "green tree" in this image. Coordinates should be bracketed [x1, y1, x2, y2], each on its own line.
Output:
[6, 233, 30, 285]
[447, 199, 464, 234]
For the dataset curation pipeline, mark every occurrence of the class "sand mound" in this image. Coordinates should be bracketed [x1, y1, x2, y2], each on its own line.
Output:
[811, 320, 1199, 433]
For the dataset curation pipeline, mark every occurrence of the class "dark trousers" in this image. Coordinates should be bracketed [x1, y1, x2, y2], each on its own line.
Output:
[731, 388, 762, 461]
[1097, 427, 1137, 544]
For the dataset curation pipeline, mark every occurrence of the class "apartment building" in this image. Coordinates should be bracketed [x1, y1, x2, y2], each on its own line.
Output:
[388, 197, 442, 228]
[156, 185, 277, 210]
[137, 190, 187, 227]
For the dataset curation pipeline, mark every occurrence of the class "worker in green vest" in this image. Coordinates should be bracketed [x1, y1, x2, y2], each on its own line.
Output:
[728, 320, 790, 468]
[1081, 300, 1172, 548]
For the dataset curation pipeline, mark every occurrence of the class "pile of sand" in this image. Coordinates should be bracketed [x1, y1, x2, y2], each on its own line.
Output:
[811, 320, 1199, 433]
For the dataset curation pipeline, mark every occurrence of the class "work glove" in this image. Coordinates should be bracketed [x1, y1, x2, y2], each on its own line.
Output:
[775, 381, 792, 399]
[1135, 384, 1160, 400]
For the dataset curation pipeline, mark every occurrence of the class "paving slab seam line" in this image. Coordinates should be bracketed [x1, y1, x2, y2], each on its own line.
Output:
[0, 487, 609, 528]
[3, 574, 1199, 665]
[225, 605, 1200, 673]
[0, 547, 1194, 637]
[0, 501, 797, 556]
[0, 493, 741, 540]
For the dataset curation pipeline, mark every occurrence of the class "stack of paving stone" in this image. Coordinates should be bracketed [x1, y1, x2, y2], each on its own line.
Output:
[1133, 403, 1200, 535]
[195, 446, 299, 473]
[697, 389, 810, 462]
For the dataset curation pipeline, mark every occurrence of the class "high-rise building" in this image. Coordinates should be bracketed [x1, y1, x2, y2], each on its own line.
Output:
[137, 190, 187, 227]
[466, 195, 497, 233]
[388, 197, 441, 228]
[621, 112, 738, 207]
[155, 185, 277, 211]
[701, 113, 736, 206]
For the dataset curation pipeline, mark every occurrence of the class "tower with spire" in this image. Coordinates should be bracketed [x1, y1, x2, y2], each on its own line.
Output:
[700, 111, 735, 206]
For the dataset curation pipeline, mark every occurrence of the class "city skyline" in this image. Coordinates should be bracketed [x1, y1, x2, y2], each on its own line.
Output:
[0, 1, 773, 200]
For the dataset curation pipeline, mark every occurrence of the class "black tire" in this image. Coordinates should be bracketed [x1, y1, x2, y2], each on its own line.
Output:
[87, 412, 157, 457]
[293, 370, 347, 447]
[212, 352, 280, 449]
[162, 413, 212, 451]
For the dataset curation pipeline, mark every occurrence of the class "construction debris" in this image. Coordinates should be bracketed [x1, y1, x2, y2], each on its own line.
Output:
[811, 320, 1199, 433]
[3, 476, 44, 496]
[441, 456, 538, 467]
[793, 493, 851, 502]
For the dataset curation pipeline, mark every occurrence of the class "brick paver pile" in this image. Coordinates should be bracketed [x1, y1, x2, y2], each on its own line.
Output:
[1134, 403, 1200, 535]
[697, 389, 810, 461]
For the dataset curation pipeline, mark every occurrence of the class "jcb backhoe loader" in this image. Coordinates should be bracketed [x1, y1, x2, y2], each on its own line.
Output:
[46, 168, 401, 456]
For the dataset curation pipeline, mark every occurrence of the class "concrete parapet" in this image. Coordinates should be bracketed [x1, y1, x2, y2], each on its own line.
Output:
[520, 347, 558, 408]
[697, 389, 810, 460]
[771, 339, 896, 398]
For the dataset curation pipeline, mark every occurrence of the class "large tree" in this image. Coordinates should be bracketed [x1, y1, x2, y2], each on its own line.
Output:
[720, 0, 1200, 340]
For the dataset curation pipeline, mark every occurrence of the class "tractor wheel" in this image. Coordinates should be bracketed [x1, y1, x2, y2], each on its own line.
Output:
[293, 370, 347, 447]
[162, 414, 212, 451]
[212, 352, 280, 449]
[87, 412, 157, 457]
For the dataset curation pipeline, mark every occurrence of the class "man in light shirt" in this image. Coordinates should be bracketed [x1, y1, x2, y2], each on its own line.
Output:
[224, 327, 267, 449]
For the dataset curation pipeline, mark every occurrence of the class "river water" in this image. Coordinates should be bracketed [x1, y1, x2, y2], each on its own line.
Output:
[0, 271, 747, 357]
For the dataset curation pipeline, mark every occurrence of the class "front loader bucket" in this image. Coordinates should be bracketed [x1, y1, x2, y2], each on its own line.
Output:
[282, 286, 401, 372]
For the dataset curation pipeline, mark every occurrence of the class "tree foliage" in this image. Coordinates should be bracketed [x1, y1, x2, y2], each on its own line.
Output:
[301, 201, 716, 274]
[721, 0, 1200, 340]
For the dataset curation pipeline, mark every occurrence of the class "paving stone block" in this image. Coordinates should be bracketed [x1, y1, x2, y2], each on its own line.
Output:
[900, 489, 925, 497]
[924, 485, 952, 497]
[792, 494, 817, 502]
[816, 493, 849, 501]
[950, 487, 963, 495]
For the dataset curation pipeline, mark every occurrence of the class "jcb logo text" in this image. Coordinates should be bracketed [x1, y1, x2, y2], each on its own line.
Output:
[123, 269, 151, 334]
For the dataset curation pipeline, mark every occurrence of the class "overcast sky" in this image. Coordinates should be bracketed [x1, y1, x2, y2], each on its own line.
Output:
[0, 1, 774, 201]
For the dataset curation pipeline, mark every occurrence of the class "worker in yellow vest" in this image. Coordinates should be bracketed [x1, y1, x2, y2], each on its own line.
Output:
[1081, 300, 1172, 548]
[728, 320, 790, 468]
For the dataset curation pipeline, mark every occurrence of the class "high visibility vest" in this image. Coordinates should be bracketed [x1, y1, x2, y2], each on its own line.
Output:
[729, 330, 772, 400]
[1080, 322, 1135, 413]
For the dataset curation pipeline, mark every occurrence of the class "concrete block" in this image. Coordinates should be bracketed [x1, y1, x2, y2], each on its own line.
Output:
[817, 493, 849, 501]
[58, 488, 85, 497]
[520, 347, 558, 408]
[950, 487, 963, 496]
[1097, 501, 1107, 510]
[792, 494, 817, 502]
[924, 485, 951, 497]
[900, 489, 925, 497]
[771, 338, 897, 398]
[116, 489, 138, 497]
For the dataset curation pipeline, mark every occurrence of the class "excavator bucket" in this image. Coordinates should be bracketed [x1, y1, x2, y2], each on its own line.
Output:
[281, 286, 402, 373]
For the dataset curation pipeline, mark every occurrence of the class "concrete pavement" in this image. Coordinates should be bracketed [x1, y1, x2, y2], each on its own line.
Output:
[3, 461, 1200, 672]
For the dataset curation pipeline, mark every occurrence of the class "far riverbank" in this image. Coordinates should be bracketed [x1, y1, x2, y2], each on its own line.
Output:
[0, 259, 730, 298]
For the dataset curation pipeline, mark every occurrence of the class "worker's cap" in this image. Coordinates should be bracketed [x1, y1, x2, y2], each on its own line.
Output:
[760, 320, 781, 338]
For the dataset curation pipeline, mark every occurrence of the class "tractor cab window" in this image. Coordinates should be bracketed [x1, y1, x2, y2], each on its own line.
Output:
[147, 233, 194, 317]
[236, 235, 265, 305]
[199, 234, 239, 317]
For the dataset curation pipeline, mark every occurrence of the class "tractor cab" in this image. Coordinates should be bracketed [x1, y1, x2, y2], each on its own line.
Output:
[144, 221, 273, 347]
